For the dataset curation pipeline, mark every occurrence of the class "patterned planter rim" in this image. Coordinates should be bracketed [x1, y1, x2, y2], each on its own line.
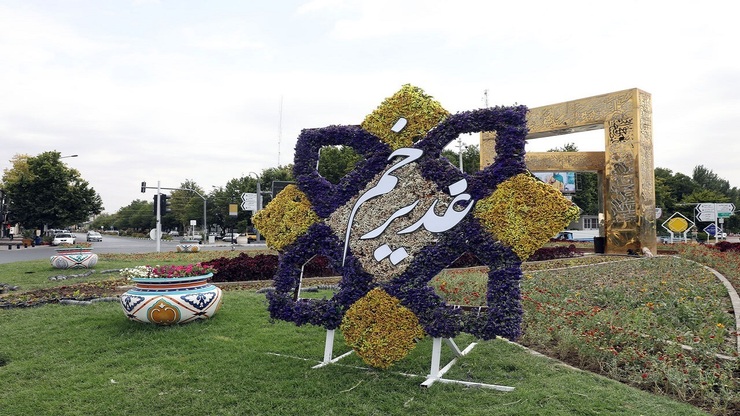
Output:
[131, 272, 213, 285]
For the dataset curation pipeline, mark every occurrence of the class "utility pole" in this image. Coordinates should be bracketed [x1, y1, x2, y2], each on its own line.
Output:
[457, 137, 464, 173]
[156, 181, 162, 253]
[142, 181, 207, 251]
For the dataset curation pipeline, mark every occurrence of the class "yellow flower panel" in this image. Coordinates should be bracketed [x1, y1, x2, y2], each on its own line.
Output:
[340, 288, 425, 369]
[253, 185, 320, 251]
[361, 84, 449, 150]
[474, 174, 579, 261]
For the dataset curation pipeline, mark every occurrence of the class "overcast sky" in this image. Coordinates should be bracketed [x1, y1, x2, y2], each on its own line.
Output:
[2, 0, 739, 213]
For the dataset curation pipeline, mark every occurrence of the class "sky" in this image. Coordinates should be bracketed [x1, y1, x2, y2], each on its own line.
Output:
[2, 0, 739, 213]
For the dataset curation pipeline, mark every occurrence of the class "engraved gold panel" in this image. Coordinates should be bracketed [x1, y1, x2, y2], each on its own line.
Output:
[525, 152, 605, 172]
[480, 88, 656, 255]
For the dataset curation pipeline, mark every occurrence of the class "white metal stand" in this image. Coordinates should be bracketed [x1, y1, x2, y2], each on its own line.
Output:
[421, 337, 514, 391]
[311, 330, 514, 391]
[312, 329, 354, 369]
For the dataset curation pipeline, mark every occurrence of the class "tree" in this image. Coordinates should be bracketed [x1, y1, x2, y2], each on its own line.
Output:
[89, 212, 116, 231]
[664, 172, 698, 203]
[209, 177, 254, 234]
[547, 143, 579, 153]
[693, 165, 730, 195]
[207, 167, 295, 234]
[259, 165, 294, 206]
[1, 151, 103, 230]
[654, 168, 677, 212]
[112, 199, 154, 231]
[167, 180, 206, 233]
[442, 143, 480, 173]
[318, 146, 362, 184]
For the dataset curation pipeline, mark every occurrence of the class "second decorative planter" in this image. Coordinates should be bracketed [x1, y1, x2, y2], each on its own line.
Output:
[50, 247, 98, 269]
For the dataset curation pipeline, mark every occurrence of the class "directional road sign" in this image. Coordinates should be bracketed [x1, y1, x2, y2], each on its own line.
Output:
[241, 193, 257, 211]
[696, 203, 716, 213]
[697, 211, 716, 222]
[716, 203, 735, 215]
[696, 203, 716, 222]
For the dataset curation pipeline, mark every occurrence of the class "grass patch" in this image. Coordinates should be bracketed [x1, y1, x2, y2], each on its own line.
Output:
[1, 250, 738, 414]
[0, 291, 707, 416]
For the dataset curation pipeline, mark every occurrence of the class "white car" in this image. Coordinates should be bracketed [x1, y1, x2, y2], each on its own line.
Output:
[221, 233, 241, 243]
[52, 233, 76, 246]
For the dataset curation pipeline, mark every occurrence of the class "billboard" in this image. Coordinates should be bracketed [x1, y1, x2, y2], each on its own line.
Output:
[533, 172, 576, 194]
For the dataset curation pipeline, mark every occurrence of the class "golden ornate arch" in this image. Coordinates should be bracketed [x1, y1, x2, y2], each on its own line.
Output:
[480, 88, 656, 255]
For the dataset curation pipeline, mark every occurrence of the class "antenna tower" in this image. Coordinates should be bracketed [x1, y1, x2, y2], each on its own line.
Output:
[278, 96, 283, 166]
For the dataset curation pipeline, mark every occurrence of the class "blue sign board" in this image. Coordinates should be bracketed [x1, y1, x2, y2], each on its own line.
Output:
[703, 223, 717, 236]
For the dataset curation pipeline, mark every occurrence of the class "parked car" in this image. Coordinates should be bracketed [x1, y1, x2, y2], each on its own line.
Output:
[86, 231, 103, 242]
[52, 233, 76, 246]
[221, 233, 241, 243]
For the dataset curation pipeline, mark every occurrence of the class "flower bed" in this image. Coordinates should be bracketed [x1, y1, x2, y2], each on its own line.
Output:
[430, 255, 739, 415]
[675, 243, 740, 293]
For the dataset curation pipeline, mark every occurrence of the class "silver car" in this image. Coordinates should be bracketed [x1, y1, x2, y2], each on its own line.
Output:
[86, 231, 103, 242]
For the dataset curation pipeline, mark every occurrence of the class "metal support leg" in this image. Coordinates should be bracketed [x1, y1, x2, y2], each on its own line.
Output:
[312, 329, 353, 369]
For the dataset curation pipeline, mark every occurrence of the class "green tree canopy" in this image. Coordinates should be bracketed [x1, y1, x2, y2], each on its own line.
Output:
[207, 167, 295, 234]
[318, 146, 362, 184]
[167, 180, 207, 233]
[111, 199, 154, 231]
[442, 143, 480, 173]
[1, 151, 103, 230]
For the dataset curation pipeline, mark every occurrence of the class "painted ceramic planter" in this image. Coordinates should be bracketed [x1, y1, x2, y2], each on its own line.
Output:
[176, 243, 200, 253]
[120, 273, 223, 325]
[50, 248, 98, 269]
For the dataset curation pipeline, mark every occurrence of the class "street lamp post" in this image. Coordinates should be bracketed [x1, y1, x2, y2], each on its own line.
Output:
[249, 172, 262, 242]
[187, 189, 208, 244]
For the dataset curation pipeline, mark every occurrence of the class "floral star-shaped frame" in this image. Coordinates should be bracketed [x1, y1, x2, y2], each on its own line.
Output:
[255, 85, 576, 368]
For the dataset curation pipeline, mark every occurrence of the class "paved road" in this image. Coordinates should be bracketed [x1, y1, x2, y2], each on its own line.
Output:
[0, 233, 266, 264]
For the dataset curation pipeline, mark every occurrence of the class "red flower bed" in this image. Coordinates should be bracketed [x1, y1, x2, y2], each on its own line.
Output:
[204, 253, 336, 282]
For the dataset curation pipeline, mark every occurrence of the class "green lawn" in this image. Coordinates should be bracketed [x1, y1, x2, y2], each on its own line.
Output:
[1, 250, 736, 414]
[0, 291, 708, 416]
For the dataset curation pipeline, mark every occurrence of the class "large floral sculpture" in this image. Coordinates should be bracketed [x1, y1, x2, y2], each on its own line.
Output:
[254, 84, 577, 369]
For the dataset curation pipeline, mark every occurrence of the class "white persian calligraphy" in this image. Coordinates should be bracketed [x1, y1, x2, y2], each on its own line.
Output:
[342, 148, 423, 265]
[343, 148, 475, 266]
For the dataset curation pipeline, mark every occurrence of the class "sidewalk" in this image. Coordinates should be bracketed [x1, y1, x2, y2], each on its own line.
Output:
[0, 237, 40, 248]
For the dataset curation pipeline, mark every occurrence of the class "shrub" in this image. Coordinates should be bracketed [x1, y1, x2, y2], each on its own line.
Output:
[529, 244, 580, 261]
[713, 241, 740, 253]
[204, 253, 335, 282]
[204, 253, 279, 282]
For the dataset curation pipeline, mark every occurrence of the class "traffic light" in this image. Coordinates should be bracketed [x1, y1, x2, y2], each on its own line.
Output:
[160, 194, 169, 216]
[141, 181, 147, 193]
[153, 194, 170, 216]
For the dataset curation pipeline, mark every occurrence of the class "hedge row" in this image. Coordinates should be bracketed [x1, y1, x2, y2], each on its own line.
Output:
[204, 245, 579, 282]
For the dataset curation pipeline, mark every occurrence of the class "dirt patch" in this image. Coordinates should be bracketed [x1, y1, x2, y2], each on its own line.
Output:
[0, 279, 129, 309]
